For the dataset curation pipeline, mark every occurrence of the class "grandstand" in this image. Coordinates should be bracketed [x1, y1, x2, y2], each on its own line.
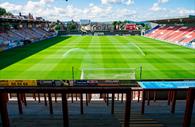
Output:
[0, 16, 56, 52]
[145, 15, 195, 48]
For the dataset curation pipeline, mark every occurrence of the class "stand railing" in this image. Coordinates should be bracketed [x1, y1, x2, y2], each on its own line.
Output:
[0, 86, 132, 127]
[0, 86, 194, 127]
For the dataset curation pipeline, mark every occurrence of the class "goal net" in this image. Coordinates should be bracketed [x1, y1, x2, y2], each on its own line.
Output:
[80, 68, 136, 80]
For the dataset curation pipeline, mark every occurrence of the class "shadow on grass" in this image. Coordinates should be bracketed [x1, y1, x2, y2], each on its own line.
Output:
[0, 36, 70, 70]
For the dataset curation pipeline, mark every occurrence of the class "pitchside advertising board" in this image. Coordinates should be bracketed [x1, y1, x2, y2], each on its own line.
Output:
[74, 80, 130, 86]
[0, 80, 37, 86]
[74, 80, 98, 86]
[0, 80, 131, 87]
[0, 80, 64, 87]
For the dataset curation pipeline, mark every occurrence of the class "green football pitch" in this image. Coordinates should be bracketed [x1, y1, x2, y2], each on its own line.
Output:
[0, 36, 195, 80]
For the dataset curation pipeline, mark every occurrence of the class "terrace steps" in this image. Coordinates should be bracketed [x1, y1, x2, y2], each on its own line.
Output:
[115, 109, 165, 127]
[3, 99, 167, 127]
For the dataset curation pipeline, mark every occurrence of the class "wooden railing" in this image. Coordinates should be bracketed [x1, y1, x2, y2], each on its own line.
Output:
[0, 87, 194, 127]
[183, 88, 195, 127]
[0, 86, 132, 127]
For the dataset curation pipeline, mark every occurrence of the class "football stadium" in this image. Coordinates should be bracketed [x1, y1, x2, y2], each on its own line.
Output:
[0, 35, 195, 80]
[0, 0, 195, 127]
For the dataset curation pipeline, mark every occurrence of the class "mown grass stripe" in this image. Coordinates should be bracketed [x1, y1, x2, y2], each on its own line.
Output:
[0, 36, 194, 80]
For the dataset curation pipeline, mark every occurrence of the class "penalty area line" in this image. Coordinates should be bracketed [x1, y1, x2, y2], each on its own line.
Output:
[129, 42, 146, 56]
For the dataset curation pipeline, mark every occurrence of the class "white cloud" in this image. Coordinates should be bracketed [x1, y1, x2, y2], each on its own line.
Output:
[150, 0, 168, 11]
[158, 0, 168, 4]
[0, 1, 136, 21]
[144, 8, 195, 21]
[0, 1, 194, 22]
[150, 3, 161, 11]
[178, 8, 195, 16]
[40, 0, 54, 4]
[0, 2, 23, 13]
[101, 0, 134, 5]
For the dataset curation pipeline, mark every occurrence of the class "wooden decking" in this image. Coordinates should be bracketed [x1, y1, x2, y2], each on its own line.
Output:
[114, 101, 165, 127]
[116, 113, 164, 127]
[1, 98, 195, 127]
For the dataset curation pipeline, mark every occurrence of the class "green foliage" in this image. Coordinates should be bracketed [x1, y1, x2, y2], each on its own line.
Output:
[5, 12, 13, 16]
[112, 21, 118, 30]
[144, 24, 151, 30]
[112, 21, 116, 30]
[112, 21, 118, 26]
[112, 20, 152, 31]
[112, 21, 124, 30]
[0, 7, 6, 16]
[67, 20, 78, 31]
[55, 24, 61, 31]
[0, 7, 13, 17]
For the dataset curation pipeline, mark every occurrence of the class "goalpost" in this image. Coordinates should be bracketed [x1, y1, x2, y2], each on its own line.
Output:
[80, 68, 138, 80]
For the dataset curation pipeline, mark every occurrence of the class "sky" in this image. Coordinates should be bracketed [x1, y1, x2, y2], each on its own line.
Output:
[0, 0, 194, 21]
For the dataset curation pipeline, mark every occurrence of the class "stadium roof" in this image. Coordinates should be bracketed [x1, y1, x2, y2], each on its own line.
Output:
[147, 15, 195, 24]
[0, 17, 52, 23]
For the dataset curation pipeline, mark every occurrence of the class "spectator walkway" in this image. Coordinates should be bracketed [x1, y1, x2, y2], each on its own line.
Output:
[1, 98, 194, 127]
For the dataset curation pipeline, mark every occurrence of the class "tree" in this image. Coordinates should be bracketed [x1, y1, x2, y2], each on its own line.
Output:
[112, 21, 118, 30]
[0, 7, 6, 16]
[124, 20, 129, 24]
[118, 21, 122, 25]
[144, 24, 151, 31]
[67, 20, 77, 31]
[117, 21, 122, 30]
[55, 24, 61, 31]
[5, 12, 13, 16]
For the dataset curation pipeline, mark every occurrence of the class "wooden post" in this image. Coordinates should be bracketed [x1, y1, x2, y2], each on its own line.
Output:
[141, 90, 146, 114]
[17, 93, 23, 114]
[23, 93, 27, 106]
[71, 93, 74, 103]
[86, 93, 88, 106]
[103, 94, 106, 103]
[168, 90, 171, 105]
[76, 94, 78, 101]
[124, 90, 131, 127]
[170, 91, 173, 104]
[121, 93, 123, 103]
[62, 93, 69, 127]
[44, 93, 47, 106]
[106, 93, 109, 106]
[138, 91, 140, 102]
[38, 93, 41, 103]
[171, 90, 177, 114]
[89, 94, 92, 103]
[48, 93, 53, 115]
[147, 91, 150, 105]
[80, 93, 84, 114]
[0, 93, 10, 127]
[33, 93, 36, 101]
[55, 94, 57, 103]
[183, 88, 195, 127]
[117, 94, 119, 100]
[153, 91, 156, 102]
[111, 93, 114, 114]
